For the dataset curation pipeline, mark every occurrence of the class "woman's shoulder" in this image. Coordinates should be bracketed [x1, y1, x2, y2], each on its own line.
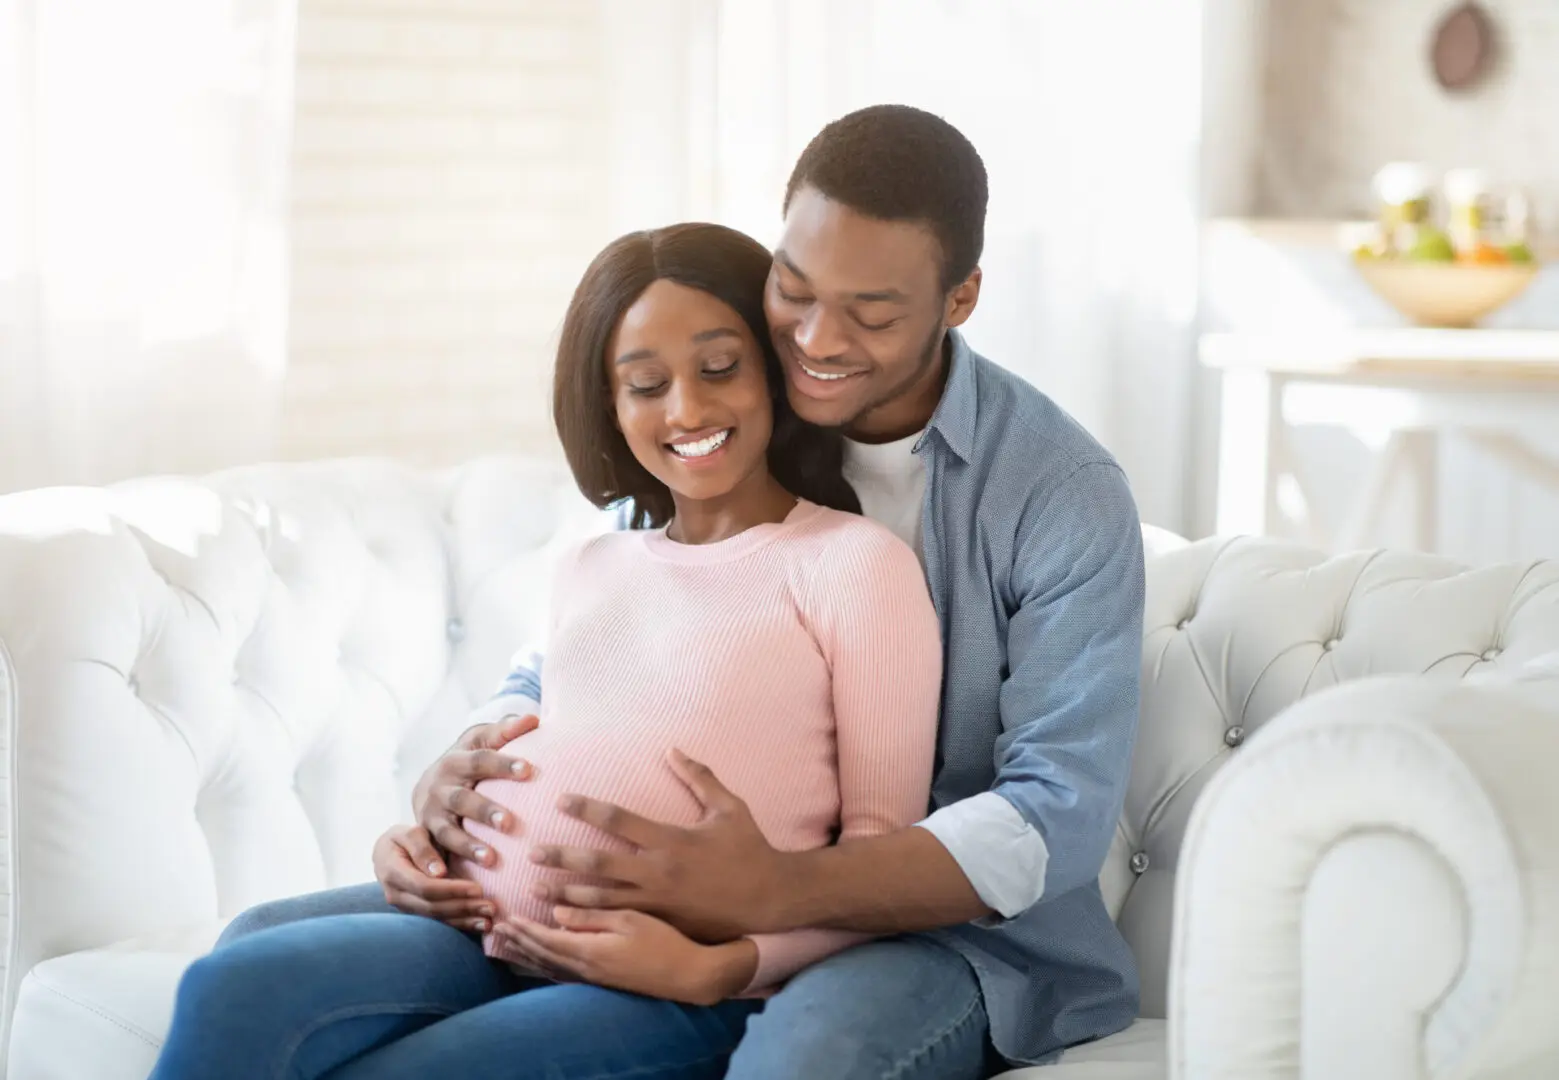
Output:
[559, 529, 643, 574]
[788, 503, 922, 580]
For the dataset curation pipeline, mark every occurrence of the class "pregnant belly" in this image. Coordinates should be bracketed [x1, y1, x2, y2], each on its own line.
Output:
[451, 732, 709, 938]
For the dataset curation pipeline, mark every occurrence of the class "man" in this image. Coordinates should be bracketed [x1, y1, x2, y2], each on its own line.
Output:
[226, 105, 1144, 1077]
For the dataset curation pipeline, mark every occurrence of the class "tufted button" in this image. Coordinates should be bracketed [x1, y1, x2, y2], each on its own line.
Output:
[1482, 647, 1500, 661]
[1224, 725, 1245, 748]
[446, 617, 466, 644]
[1324, 638, 1338, 651]
[126, 673, 140, 695]
[1176, 617, 1191, 631]
[1130, 851, 1150, 875]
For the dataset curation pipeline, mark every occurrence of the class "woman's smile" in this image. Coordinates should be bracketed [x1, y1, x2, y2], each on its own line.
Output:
[666, 427, 733, 464]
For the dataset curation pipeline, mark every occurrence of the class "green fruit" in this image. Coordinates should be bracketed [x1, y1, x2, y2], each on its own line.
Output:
[1407, 228, 1456, 261]
[1505, 242, 1535, 264]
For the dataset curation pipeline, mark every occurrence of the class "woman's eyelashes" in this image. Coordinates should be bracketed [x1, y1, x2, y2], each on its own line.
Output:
[625, 355, 742, 396]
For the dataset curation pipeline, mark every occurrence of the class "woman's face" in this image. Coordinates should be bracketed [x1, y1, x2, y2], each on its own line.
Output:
[606, 279, 775, 506]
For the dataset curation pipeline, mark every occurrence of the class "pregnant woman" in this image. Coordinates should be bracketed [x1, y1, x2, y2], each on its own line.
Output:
[147, 222, 942, 1080]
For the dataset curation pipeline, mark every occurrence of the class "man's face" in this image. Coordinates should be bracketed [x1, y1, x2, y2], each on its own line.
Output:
[764, 186, 979, 440]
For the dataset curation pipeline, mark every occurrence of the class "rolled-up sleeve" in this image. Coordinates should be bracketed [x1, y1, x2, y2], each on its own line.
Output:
[917, 790, 1049, 919]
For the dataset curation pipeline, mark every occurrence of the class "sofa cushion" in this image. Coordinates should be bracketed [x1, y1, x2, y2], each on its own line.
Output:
[994, 1019, 1164, 1078]
[5, 926, 218, 1080]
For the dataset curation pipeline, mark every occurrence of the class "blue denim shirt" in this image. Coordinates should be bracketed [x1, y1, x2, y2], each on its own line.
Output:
[492, 331, 1144, 1064]
[910, 331, 1143, 1062]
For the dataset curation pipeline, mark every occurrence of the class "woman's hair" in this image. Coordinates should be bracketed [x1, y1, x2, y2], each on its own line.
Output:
[553, 222, 861, 529]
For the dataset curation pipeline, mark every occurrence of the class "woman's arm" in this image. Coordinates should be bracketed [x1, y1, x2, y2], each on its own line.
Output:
[738, 525, 944, 992]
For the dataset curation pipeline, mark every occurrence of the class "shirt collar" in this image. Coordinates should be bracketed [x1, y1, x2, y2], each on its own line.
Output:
[919, 328, 978, 463]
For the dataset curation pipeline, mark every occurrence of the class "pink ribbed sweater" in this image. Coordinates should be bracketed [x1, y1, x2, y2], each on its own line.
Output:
[457, 499, 941, 993]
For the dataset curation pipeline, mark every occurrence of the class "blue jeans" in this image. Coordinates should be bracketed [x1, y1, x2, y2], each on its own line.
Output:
[213, 884, 995, 1080]
[155, 911, 761, 1079]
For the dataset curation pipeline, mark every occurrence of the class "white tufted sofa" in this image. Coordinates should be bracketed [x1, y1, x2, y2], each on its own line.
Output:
[1, 458, 1556, 1080]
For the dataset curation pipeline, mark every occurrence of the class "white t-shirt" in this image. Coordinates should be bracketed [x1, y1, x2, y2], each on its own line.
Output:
[843, 431, 927, 570]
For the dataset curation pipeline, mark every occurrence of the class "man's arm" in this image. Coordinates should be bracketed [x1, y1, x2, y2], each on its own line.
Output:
[768, 461, 1144, 933]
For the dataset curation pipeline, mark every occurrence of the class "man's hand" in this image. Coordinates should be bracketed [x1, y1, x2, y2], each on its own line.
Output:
[372, 824, 495, 932]
[492, 907, 759, 1006]
[528, 749, 786, 943]
[412, 712, 539, 868]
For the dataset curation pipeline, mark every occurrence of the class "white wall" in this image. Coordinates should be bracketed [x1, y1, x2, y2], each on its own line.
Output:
[281, 0, 622, 465]
[1258, 0, 1559, 229]
[1198, 0, 1559, 562]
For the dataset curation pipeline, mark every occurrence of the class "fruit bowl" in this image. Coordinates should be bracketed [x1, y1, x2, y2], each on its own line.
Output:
[1353, 260, 1539, 328]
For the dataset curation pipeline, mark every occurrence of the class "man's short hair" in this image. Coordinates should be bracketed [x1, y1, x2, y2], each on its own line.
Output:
[784, 104, 988, 291]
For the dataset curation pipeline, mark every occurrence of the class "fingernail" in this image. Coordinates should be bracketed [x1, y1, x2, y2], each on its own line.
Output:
[532, 883, 551, 900]
[472, 846, 490, 861]
[511, 760, 532, 778]
[427, 862, 444, 876]
[473, 919, 488, 931]
[528, 848, 547, 865]
[479, 905, 495, 917]
[490, 810, 508, 827]
[558, 795, 580, 813]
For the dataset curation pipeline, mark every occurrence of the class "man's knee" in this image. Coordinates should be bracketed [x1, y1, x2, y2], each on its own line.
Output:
[217, 882, 391, 947]
[726, 937, 990, 1080]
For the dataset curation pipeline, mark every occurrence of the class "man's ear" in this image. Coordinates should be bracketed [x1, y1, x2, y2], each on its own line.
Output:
[944, 267, 982, 329]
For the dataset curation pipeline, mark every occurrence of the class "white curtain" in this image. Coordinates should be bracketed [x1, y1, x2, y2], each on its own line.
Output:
[602, 0, 1206, 532]
[0, 0, 295, 494]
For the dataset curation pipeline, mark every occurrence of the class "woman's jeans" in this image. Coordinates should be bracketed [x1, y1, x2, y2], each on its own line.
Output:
[148, 912, 762, 1080]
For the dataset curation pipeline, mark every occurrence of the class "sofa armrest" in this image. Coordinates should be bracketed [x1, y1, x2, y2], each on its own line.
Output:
[1169, 670, 1559, 1080]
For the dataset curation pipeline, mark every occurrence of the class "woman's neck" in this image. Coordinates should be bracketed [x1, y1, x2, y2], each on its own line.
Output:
[666, 470, 797, 545]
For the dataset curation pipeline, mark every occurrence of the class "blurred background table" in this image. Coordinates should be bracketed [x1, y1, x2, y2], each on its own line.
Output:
[1201, 329, 1559, 552]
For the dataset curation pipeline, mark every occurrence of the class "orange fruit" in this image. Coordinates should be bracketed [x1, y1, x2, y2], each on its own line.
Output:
[1458, 242, 1509, 264]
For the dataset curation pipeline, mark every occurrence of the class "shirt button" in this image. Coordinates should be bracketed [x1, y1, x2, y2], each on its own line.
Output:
[446, 617, 466, 643]
[1130, 851, 1150, 875]
[1224, 725, 1245, 748]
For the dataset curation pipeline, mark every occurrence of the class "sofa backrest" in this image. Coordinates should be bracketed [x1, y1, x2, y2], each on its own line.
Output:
[0, 457, 605, 1049]
[1112, 535, 1559, 1017]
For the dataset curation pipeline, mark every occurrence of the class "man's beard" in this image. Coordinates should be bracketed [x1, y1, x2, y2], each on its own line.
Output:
[849, 321, 946, 427]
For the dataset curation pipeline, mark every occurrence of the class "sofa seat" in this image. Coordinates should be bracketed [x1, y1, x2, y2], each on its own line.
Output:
[7, 926, 222, 1080]
[997, 1020, 1164, 1078]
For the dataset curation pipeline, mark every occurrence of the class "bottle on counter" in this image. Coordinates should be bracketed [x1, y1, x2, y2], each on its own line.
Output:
[1443, 168, 1503, 262]
[1372, 162, 1449, 259]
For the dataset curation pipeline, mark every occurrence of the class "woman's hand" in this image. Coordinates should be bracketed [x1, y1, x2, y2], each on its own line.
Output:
[372, 824, 498, 932]
[492, 907, 759, 1006]
[411, 713, 539, 868]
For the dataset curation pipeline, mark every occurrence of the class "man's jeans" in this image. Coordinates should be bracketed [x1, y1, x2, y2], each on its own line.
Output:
[206, 884, 995, 1080]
